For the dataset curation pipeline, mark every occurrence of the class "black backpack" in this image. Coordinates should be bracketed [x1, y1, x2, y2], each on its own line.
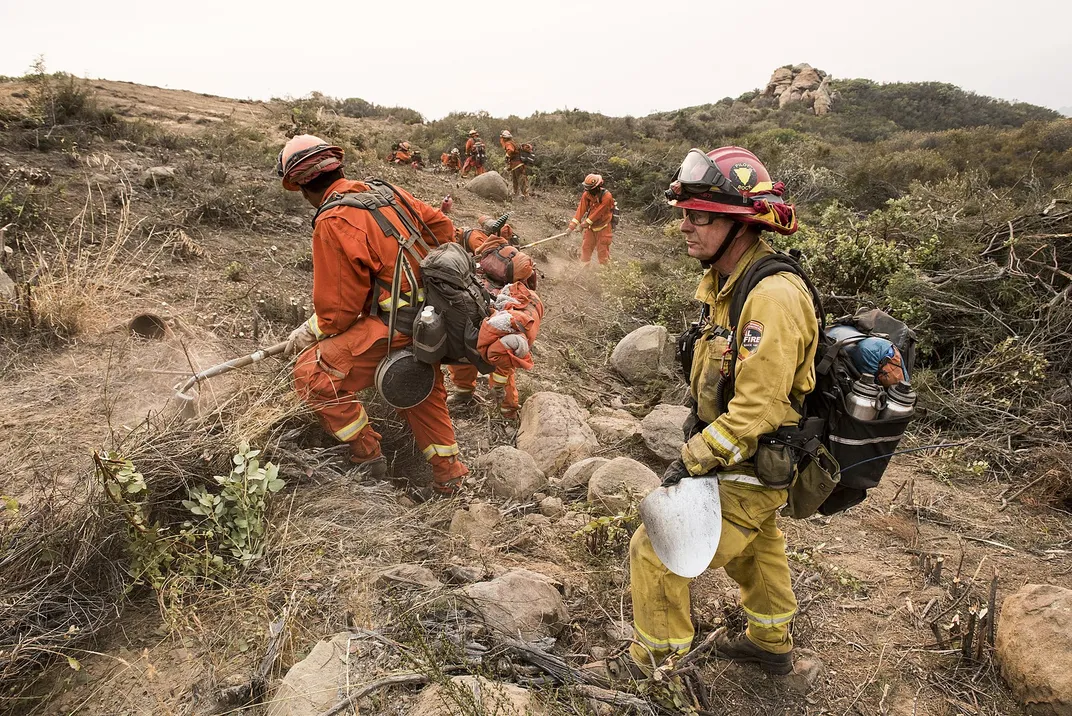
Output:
[681, 251, 916, 516]
[312, 180, 492, 372]
[611, 200, 621, 229]
[473, 140, 487, 164]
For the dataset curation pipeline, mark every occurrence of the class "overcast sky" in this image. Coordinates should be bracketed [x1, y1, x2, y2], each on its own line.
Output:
[2, 0, 1070, 119]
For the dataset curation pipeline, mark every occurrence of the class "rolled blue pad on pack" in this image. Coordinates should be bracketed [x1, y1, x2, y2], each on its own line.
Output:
[827, 325, 908, 381]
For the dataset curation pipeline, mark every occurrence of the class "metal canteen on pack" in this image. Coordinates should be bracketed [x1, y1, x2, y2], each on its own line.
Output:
[638, 477, 723, 578]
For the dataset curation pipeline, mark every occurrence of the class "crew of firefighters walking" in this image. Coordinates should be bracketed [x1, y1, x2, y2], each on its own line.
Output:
[276, 130, 813, 682]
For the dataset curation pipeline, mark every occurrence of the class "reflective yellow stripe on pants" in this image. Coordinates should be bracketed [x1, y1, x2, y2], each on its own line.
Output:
[422, 442, 460, 460]
[333, 407, 369, 441]
[629, 482, 797, 667]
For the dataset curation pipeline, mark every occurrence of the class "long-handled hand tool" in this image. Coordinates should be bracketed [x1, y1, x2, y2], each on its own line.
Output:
[520, 231, 569, 250]
[172, 341, 288, 419]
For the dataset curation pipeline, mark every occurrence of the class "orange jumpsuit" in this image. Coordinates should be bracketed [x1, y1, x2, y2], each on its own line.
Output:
[292, 177, 468, 492]
[441, 153, 461, 172]
[388, 149, 413, 164]
[500, 138, 528, 196]
[448, 229, 538, 418]
[462, 137, 486, 177]
[571, 188, 615, 264]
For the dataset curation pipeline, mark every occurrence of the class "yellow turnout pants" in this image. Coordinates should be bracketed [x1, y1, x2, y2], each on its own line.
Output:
[629, 481, 797, 667]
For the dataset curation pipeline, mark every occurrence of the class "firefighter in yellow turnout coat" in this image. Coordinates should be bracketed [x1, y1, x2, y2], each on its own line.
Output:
[628, 146, 816, 676]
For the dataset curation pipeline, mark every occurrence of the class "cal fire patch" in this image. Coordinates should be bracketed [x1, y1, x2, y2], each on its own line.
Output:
[739, 320, 764, 360]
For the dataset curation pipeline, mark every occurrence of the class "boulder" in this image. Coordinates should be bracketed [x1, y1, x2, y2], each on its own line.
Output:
[478, 445, 547, 501]
[141, 166, 176, 188]
[461, 569, 569, 640]
[587, 457, 660, 515]
[588, 409, 640, 445]
[997, 584, 1072, 714]
[465, 171, 511, 201]
[790, 65, 823, 93]
[641, 404, 691, 461]
[554, 457, 609, 493]
[267, 633, 350, 716]
[411, 676, 546, 716]
[517, 392, 599, 475]
[449, 502, 501, 543]
[765, 66, 794, 96]
[611, 325, 676, 384]
[539, 496, 566, 518]
[812, 79, 833, 115]
[372, 564, 442, 590]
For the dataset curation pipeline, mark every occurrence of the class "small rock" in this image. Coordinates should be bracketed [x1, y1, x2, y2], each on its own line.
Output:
[141, 166, 176, 188]
[267, 633, 351, 716]
[539, 496, 566, 518]
[588, 409, 641, 444]
[641, 404, 691, 461]
[443, 563, 486, 585]
[517, 392, 599, 475]
[465, 171, 511, 201]
[411, 675, 547, 716]
[478, 445, 547, 500]
[372, 564, 443, 590]
[604, 619, 632, 642]
[461, 569, 569, 640]
[0, 268, 15, 302]
[587, 457, 660, 515]
[523, 513, 552, 528]
[560, 511, 588, 530]
[590, 646, 608, 661]
[554, 457, 610, 493]
[784, 649, 824, 694]
[533, 492, 547, 502]
[449, 502, 501, 543]
[610, 325, 676, 384]
[997, 583, 1072, 714]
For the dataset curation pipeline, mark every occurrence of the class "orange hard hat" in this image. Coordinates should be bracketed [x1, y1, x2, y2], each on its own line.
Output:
[582, 173, 604, 190]
[468, 129, 479, 136]
[277, 134, 344, 191]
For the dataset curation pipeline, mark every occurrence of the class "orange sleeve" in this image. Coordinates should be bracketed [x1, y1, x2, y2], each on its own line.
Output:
[572, 193, 590, 224]
[309, 218, 374, 337]
[392, 185, 456, 248]
[587, 190, 615, 227]
[465, 138, 475, 154]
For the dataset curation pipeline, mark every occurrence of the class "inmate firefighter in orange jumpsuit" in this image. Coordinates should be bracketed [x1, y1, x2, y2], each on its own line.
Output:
[499, 130, 529, 197]
[567, 174, 614, 265]
[278, 134, 468, 495]
[387, 141, 413, 164]
[447, 217, 539, 419]
[461, 129, 486, 177]
[441, 148, 462, 173]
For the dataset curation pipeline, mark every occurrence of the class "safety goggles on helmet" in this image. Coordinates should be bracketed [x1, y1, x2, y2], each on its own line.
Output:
[672, 148, 743, 196]
[680, 208, 718, 226]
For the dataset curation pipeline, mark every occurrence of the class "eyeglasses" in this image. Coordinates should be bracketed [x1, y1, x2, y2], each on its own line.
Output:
[680, 208, 718, 226]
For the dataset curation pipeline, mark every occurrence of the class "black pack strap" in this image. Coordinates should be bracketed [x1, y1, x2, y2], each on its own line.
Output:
[495, 246, 515, 283]
[371, 179, 436, 255]
[719, 252, 825, 414]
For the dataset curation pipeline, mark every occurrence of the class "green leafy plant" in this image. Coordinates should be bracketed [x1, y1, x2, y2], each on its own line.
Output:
[183, 441, 284, 568]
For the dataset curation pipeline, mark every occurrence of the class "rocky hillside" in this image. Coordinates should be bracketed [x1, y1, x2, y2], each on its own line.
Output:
[1, 72, 1072, 716]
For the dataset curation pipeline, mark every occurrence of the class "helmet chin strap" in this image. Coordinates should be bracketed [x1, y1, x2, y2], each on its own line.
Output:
[699, 220, 744, 270]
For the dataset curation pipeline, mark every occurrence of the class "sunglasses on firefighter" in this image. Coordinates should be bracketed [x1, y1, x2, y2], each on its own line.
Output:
[679, 208, 719, 226]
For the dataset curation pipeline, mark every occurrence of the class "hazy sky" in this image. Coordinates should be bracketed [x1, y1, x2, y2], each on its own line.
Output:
[2, 0, 1070, 118]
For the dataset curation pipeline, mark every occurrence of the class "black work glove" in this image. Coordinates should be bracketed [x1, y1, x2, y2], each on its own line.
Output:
[661, 459, 691, 487]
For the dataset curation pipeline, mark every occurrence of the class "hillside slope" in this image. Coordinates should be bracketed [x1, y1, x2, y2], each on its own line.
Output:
[0, 75, 1070, 716]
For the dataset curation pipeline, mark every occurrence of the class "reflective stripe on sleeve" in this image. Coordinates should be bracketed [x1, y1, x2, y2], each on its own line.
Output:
[490, 372, 509, 385]
[306, 314, 326, 339]
[701, 422, 745, 466]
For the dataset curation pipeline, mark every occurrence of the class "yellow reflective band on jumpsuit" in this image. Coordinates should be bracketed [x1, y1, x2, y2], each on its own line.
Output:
[701, 421, 745, 466]
[422, 443, 460, 460]
[333, 406, 369, 441]
[490, 372, 509, 385]
[306, 313, 327, 339]
[633, 623, 692, 656]
[743, 604, 797, 629]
